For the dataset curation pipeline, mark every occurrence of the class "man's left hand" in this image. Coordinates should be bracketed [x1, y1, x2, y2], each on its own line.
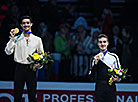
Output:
[34, 63, 41, 68]
[112, 75, 120, 81]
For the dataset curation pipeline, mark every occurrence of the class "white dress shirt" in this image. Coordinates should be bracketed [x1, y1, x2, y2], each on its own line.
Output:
[5, 33, 44, 64]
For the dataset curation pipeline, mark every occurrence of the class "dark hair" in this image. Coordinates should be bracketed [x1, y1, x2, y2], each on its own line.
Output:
[98, 34, 109, 41]
[20, 15, 32, 23]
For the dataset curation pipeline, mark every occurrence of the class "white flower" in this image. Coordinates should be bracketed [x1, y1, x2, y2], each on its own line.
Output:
[118, 72, 123, 76]
[40, 55, 43, 59]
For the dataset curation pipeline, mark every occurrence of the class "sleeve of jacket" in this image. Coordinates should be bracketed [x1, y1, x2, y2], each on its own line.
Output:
[89, 57, 97, 81]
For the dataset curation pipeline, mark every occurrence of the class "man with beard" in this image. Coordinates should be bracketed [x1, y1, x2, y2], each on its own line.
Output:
[89, 34, 121, 102]
[5, 16, 44, 102]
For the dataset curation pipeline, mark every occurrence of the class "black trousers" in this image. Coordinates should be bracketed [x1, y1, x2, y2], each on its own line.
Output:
[14, 63, 36, 102]
[95, 81, 116, 102]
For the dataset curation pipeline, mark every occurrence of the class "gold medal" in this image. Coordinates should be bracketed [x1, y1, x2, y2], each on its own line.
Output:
[14, 28, 19, 34]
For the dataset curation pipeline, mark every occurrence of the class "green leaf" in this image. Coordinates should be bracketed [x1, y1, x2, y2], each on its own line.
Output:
[122, 75, 126, 79]
[30, 64, 33, 69]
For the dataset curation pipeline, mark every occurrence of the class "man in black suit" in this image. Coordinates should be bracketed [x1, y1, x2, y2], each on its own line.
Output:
[89, 34, 121, 102]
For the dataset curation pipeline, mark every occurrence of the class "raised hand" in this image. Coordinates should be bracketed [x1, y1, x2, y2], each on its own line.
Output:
[94, 53, 104, 64]
[10, 28, 19, 38]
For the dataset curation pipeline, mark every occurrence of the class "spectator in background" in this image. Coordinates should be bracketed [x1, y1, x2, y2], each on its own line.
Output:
[37, 22, 54, 81]
[100, 8, 114, 35]
[71, 16, 90, 78]
[54, 24, 72, 81]
[73, 16, 88, 54]
[91, 28, 101, 55]
[37, 22, 53, 52]
[84, 27, 100, 55]
[73, 16, 88, 31]
[121, 26, 133, 69]
[109, 24, 122, 57]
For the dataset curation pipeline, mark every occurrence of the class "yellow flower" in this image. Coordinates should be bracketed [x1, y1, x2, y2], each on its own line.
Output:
[44, 52, 47, 55]
[14, 28, 19, 34]
[109, 77, 113, 82]
[109, 77, 113, 85]
[32, 53, 40, 60]
[114, 69, 118, 74]
[33, 66, 36, 71]
[109, 68, 113, 72]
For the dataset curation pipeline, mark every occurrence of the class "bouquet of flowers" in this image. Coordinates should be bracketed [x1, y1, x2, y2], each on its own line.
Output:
[27, 49, 54, 71]
[108, 65, 130, 85]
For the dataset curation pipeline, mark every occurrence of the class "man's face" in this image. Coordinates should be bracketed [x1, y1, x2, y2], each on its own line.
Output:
[98, 37, 109, 51]
[20, 19, 32, 31]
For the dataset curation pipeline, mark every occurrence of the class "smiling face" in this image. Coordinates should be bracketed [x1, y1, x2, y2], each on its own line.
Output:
[98, 37, 109, 52]
[20, 18, 32, 32]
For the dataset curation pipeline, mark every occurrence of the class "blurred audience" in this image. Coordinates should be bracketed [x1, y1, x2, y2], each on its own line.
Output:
[121, 26, 133, 69]
[84, 27, 100, 55]
[100, 8, 114, 35]
[0, 1, 137, 82]
[109, 24, 122, 57]
[37, 22, 54, 52]
[40, 0, 61, 36]
[37, 22, 54, 81]
[1, 2, 20, 38]
[54, 23, 72, 81]
[73, 16, 88, 54]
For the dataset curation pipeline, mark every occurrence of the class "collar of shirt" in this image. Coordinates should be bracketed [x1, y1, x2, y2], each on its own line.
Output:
[103, 49, 108, 56]
[20, 29, 32, 34]
[18, 33, 32, 42]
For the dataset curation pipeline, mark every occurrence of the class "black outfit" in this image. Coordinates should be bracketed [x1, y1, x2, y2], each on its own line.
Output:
[14, 63, 36, 102]
[94, 60, 116, 102]
[90, 51, 120, 102]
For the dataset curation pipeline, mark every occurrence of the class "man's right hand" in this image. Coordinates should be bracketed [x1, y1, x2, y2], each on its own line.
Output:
[10, 29, 16, 38]
[94, 53, 104, 64]
[10, 28, 19, 38]
[94, 55, 100, 64]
